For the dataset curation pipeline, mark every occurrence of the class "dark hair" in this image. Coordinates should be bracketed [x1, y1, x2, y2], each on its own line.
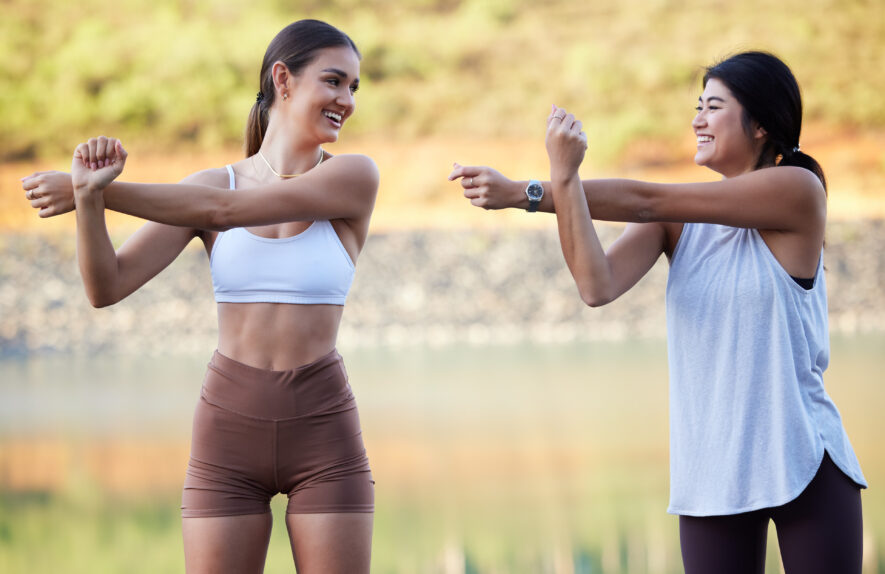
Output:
[245, 20, 360, 157]
[703, 51, 826, 191]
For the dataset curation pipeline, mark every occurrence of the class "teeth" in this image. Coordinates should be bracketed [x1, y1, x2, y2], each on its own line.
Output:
[697, 135, 713, 143]
[324, 111, 342, 122]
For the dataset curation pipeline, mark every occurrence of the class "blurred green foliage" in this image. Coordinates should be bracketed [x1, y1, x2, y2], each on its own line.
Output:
[2, 0, 883, 162]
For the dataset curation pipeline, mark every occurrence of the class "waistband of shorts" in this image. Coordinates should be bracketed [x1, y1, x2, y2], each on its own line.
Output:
[210, 348, 342, 381]
[201, 348, 351, 420]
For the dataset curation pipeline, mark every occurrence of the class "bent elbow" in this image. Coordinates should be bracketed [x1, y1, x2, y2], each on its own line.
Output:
[578, 286, 613, 308]
[87, 292, 116, 309]
[83, 280, 125, 309]
[582, 295, 611, 308]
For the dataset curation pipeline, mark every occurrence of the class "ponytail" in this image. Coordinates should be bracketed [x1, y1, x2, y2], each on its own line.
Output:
[245, 93, 270, 157]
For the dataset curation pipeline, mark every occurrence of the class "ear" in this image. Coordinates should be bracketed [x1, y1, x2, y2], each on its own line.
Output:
[271, 61, 291, 97]
[753, 123, 767, 141]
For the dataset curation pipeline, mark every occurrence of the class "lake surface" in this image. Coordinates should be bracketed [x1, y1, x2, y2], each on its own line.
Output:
[1, 336, 883, 573]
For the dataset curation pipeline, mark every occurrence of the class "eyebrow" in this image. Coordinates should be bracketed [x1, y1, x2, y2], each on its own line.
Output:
[323, 68, 359, 84]
[698, 96, 726, 104]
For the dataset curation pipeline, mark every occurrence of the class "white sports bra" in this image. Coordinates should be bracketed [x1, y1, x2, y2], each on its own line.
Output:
[209, 165, 355, 305]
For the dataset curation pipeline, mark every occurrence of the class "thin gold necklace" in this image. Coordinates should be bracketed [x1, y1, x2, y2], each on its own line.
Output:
[256, 149, 323, 179]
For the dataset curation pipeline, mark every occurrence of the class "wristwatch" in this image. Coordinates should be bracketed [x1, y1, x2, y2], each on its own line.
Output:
[525, 180, 544, 212]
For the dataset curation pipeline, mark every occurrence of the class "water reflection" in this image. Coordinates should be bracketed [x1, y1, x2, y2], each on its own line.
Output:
[1, 337, 883, 573]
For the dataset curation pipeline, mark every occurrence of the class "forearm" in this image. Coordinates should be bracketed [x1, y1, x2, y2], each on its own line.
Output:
[551, 173, 616, 306]
[98, 155, 376, 229]
[509, 178, 653, 221]
[102, 181, 223, 229]
[74, 193, 123, 307]
[582, 179, 654, 222]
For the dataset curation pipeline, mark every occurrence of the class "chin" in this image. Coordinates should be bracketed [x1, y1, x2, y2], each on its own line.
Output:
[320, 130, 340, 144]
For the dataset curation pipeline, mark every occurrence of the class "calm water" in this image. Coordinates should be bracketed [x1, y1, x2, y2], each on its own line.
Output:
[1, 336, 884, 573]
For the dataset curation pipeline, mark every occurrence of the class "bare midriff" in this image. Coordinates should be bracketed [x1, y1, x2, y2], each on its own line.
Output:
[216, 302, 343, 371]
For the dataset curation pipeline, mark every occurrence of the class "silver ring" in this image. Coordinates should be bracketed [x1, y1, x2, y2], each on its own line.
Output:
[554, 114, 565, 120]
[467, 177, 474, 187]
[26, 190, 33, 200]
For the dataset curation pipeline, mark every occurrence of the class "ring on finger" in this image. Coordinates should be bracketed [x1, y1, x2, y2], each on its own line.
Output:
[26, 190, 33, 200]
[467, 177, 474, 187]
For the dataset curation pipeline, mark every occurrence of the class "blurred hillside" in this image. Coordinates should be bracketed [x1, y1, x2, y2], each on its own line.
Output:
[2, 0, 883, 164]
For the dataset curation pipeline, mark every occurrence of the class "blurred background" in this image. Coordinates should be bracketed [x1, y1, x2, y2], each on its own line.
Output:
[1, 0, 884, 572]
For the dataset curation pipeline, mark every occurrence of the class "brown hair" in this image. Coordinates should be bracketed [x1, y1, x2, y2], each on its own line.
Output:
[244, 20, 360, 157]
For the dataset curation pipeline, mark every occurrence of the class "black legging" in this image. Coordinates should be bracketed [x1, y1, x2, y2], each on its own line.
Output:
[679, 452, 863, 574]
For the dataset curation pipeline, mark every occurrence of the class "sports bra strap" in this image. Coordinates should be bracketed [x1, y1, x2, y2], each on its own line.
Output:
[225, 165, 236, 190]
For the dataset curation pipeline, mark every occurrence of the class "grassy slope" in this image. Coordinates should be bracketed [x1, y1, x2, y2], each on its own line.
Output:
[1, 0, 883, 159]
[2, 0, 883, 230]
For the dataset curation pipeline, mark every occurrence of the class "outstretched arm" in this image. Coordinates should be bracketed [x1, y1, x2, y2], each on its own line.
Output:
[74, 138, 379, 230]
[449, 164, 661, 222]
[450, 159, 825, 233]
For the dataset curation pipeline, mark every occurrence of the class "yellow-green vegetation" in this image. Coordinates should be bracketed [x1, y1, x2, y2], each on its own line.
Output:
[2, 0, 883, 164]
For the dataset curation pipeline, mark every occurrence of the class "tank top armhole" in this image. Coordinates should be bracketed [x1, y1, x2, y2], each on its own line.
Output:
[753, 228, 822, 294]
[323, 220, 355, 269]
[668, 222, 692, 266]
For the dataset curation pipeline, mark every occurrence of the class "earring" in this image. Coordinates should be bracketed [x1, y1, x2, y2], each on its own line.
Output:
[282, 92, 288, 100]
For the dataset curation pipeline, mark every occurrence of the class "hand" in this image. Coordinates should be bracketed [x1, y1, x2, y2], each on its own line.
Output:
[545, 105, 587, 181]
[20, 171, 75, 218]
[71, 136, 128, 196]
[448, 163, 522, 210]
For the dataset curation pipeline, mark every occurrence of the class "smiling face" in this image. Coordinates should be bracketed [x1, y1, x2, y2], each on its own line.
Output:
[281, 46, 361, 145]
[692, 78, 767, 178]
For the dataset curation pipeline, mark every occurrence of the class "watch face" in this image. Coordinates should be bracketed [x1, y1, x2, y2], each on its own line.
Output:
[526, 182, 543, 201]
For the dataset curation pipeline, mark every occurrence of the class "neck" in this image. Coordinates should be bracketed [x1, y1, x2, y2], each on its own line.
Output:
[259, 122, 323, 176]
[718, 152, 765, 180]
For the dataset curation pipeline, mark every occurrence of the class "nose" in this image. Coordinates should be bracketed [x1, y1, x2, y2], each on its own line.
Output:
[692, 109, 706, 130]
[337, 88, 355, 114]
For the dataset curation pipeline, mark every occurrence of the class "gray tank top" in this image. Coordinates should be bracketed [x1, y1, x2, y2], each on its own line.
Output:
[665, 223, 866, 516]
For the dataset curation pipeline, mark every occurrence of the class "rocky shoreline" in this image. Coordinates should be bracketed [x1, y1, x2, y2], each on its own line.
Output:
[2, 220, 884, 356]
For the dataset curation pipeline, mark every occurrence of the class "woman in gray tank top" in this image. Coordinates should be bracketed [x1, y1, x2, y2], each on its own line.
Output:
[451, 51, 865, 574]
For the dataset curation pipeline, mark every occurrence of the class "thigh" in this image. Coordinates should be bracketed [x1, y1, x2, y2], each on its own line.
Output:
[286, 512, 373, 574]
[773, 454, 863, 574]
[182, 514, 273, 574]
[679, 511, 769, 574]
[277, 394, 374, 515]
[181, 396, 276, 518]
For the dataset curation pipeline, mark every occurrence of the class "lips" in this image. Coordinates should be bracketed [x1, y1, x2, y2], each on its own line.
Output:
[324, 110, 343, 127]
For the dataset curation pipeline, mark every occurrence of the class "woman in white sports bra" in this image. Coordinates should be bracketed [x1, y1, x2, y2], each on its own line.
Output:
[22, 20, 378, 574]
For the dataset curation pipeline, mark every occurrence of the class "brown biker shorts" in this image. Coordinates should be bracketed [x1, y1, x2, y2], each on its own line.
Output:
[180, 349, 374, 518]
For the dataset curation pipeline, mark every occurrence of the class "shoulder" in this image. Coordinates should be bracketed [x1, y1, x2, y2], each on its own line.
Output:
[754, 165, 822, 188]
[325, 153, 378, 178]
[779, 165, 826, 202]
[739, 166, 825, 198]
[321, 154, 379, 192]
[178, 166, 232, 187]
[752, 165, 827, 217]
